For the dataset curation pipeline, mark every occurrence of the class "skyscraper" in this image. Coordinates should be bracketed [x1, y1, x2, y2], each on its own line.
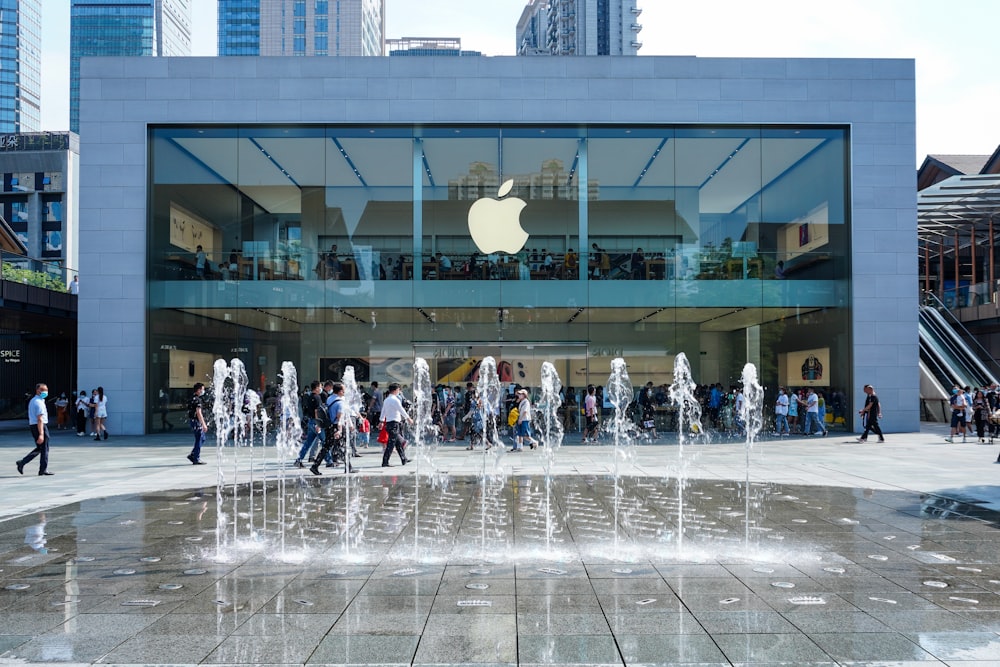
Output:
[218, 0, 260, 56]
[0, 0, 42, 133]
[220, 0, 385, 57]
[517, 0, 642, 56]
[70, 0, 192, 133]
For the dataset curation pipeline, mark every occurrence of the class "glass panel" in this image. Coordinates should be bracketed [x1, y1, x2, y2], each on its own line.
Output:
[144, 123, 851, 433]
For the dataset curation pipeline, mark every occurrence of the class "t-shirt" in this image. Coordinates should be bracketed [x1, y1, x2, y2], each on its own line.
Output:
[303, 392, 321, 420]
[584, 394, 597, 417]
[326, 395, 344, 426]
[866, 393, 881, 419]
[950, 393, 966, 415]
[775, 393, 789, 416]
[518, 397, 532, 422]
[187, 393, 204, 421]
[806, 391, 819, 414]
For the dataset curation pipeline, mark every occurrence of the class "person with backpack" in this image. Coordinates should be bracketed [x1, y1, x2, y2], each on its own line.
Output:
[310, 382, 354, 475]
[294, 381, 325, 468]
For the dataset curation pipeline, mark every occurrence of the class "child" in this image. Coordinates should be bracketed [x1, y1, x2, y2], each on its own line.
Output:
[357, 415, 371, 449]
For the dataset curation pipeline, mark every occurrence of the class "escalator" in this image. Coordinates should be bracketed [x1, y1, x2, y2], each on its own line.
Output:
[919, 293, 1000, 420]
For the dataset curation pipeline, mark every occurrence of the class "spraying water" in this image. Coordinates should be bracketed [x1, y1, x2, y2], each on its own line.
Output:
[667, 352, 704, 552]
[606, 358, 635, 555]
[411, 358, 433, 558]
[475, 356, 506, 560]
[739, 362, 765, 546]
[275, 361, 302, 556]
[539, 362, 564, 551]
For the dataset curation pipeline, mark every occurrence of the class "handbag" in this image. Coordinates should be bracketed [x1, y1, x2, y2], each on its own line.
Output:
[377, 423, 389, 444]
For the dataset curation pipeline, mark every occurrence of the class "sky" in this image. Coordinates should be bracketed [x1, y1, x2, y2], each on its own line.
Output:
[40, 0, 1000, 165]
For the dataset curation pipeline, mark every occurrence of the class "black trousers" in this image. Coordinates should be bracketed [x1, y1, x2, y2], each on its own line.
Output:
[21, 424, 50, 473]
[860, 416, 883, 441]
[381, 421, 407, 465]
[76, 409, 87, 434]
[315, 430, 345, 467]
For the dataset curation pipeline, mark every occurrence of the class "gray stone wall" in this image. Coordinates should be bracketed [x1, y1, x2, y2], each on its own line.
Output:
[78, 55, 916, 434]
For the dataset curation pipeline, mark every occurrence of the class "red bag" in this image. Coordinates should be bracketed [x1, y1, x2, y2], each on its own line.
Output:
[377, 423, 389, 444]
[359, 417, 371, 433]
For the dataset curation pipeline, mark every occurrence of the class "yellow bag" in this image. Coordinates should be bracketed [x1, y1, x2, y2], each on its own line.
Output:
[507, 407, 519, 427]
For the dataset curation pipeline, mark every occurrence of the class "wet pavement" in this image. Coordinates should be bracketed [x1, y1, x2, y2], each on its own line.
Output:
[2, 422, 1000, 665]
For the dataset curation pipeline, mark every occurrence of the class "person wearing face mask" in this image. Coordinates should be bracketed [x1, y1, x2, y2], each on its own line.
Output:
[774, 387, 790, 437]
[186, 382, 209, 465]
[17, 383, 54, 476]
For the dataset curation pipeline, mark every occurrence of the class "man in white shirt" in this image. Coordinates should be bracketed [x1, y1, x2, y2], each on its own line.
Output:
[774, 387, 790, 436]
[18, 383, 53, 475]
[379, 383, 413, 467]
[68, 276, 79, 295]
[804, 388, 827, 436]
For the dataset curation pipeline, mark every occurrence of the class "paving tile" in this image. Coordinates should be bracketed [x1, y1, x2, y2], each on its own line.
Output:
[617, 633, 730, 664]
[808, 632, 938, 662]
[517, 633, 622, 665]
[97, 632, 223, 664]
[309, 633, 419, 665]
[713, 632, 831, 663]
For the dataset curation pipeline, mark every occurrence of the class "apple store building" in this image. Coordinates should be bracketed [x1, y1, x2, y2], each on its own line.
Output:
[77, 56, 917, 434]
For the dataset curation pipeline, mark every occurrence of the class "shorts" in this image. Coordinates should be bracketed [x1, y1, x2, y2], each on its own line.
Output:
[950, 411, 966, 428]
[586, 416, 598, 431]
[516, 421, 533, 438]
[444, 413, 455, 427]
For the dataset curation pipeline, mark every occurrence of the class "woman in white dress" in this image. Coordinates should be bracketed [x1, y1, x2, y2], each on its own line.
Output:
[91, 387, 109, 441]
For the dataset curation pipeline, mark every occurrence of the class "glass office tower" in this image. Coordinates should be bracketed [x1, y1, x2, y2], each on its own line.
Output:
[243, 0, 384, 57]
[0, 0, 41, 133]
[147, 123, 849, 430]
[70, 0, 191, 133]
[218, 0, 260, 56]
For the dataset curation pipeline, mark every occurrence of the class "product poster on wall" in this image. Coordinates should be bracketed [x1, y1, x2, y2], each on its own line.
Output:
[779, 347, 830, 387]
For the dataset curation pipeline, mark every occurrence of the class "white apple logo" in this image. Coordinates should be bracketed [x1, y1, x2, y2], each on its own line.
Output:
[467, 179, 528, 254]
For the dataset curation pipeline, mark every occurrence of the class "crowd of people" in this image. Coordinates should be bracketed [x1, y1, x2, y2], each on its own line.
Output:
[945, 382, 1000, 444]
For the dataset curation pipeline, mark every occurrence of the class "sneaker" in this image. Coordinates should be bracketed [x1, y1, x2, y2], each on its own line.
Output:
[77, 432, 84, 437]
[823, 430, 828, 437]
[187, 453, 198, 465]
[877, 438, 885, 443]
[855, 438, 867, 443]
[945, 437, 953, 442]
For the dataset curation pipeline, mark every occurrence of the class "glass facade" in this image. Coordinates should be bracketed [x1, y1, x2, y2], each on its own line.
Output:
[147, 123, 850, 431]
[0, 0, 42, 133]
[218, 0, 261, 56]
[70, 0, 191, 133]
[254, 0, 382, 57]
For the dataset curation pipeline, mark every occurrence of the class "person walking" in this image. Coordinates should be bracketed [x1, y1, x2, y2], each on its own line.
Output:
[379, 383, 412, 467]
[295, 381, 325, 467]
[857, 384, 885, 443]
[945, 387, 967, 443]
[310, 382, 354, 475]
[972, 389, 990, 443]
[17, 383, 54, 476]
[511, 388, 539, 451]
[187, 382, 208, 464]
[74, 390, 88, 437]
[804, 388, 827, 436]
[774, 387, 791, 436]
